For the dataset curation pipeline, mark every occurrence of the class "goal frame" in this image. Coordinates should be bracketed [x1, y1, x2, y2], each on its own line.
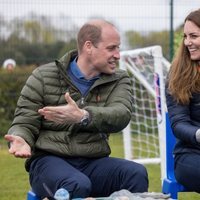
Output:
[119, 45, 169, 181]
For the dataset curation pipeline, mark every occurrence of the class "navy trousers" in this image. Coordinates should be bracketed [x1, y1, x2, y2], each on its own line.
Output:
[175, 152, 200, 193]
[29, 155, 148, 199]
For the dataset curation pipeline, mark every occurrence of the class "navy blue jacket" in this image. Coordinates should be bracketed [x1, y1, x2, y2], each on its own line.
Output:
[166, 89, 200, 154]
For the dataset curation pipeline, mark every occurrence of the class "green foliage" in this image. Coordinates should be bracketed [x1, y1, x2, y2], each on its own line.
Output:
[174, 31, 183, 53]
[0, 37, 71, 66]
[0, 16, 77, 66]
[125, 30, 170, 60]
[0, 67, 35, 136]
[0, 14, 181, 67]
[58, 39, 77, 58]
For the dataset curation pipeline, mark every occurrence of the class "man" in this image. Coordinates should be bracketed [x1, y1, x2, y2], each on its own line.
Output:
[5, 19, 148, 199]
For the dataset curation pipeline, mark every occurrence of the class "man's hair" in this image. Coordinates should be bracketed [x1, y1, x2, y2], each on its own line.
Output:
[77, 23, 102, 52]
[77, 20, 116, 53]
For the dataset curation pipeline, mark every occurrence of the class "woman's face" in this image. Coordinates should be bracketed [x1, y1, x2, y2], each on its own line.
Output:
[184, 20, 200, 61]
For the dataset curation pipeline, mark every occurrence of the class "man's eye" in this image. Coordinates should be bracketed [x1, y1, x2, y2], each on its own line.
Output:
[108, 47, 115, 50]
[108, 46, 119, 51]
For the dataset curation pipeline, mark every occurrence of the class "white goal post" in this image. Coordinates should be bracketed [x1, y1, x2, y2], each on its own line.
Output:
[119, 45, 170, 181]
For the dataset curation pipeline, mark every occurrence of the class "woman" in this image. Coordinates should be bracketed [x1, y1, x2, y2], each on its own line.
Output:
[166, 8, 200, 192]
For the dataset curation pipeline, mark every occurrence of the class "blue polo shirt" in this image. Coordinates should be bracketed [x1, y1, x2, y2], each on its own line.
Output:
[67, 58, 99, 96]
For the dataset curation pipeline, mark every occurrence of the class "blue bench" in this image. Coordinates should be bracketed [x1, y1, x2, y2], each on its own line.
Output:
[162, 113, 188, 199]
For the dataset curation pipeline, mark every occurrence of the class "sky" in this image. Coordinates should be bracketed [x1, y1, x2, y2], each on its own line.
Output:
[0, 0, 199, 32]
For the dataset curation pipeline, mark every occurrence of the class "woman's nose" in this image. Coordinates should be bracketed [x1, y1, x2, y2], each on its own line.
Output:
[184, 37, 192, 46]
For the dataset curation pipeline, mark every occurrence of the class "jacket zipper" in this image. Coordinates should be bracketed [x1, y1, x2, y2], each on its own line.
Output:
[80, 97, 85, 106]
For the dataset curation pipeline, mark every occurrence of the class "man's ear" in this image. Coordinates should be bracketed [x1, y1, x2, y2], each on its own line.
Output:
[84, 41, 92, 55]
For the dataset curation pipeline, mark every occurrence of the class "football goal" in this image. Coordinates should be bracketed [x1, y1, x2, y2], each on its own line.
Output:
[119, 45, 170, 180]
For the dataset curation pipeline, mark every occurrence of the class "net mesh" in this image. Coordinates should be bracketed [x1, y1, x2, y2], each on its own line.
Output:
[120, 46, 170, 163]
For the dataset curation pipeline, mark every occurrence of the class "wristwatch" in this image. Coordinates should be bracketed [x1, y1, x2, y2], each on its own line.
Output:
[80, 110, 90, 126]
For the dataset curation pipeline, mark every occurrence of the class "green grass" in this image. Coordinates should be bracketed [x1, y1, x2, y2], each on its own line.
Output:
[0, 139, 30, 200]
[1, 134, 200, 199]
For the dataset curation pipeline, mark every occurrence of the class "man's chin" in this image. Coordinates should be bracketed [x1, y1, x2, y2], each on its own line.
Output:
[107, 68, 116, 74]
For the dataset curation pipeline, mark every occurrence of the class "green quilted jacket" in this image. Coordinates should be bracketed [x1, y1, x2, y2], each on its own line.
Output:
[8, 50, 133, 170]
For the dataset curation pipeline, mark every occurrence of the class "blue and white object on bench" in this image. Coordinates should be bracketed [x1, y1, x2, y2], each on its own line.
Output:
[27, 188, 70, 200]
[27, 190, 40, 200]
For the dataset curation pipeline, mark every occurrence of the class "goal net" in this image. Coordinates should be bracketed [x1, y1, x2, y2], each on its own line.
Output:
[119, 46, 170, 180]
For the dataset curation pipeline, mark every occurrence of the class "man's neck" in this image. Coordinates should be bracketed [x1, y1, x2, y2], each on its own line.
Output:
[77, 56, 100, 80]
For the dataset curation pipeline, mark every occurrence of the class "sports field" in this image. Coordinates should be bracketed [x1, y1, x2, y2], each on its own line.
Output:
[0, 134, 199, 200]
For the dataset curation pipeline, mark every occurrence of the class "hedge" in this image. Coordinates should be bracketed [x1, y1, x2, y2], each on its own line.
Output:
[0, 67, 35, 137]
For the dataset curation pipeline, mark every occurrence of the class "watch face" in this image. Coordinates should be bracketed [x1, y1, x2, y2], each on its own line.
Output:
[81, 116, 89, 126]
[80, 110, 90, 126]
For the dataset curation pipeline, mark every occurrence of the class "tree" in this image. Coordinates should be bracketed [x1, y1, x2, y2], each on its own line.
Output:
[125, 30, 170, 60]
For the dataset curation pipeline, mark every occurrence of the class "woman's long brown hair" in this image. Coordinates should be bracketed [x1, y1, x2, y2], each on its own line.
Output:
[168, 9, 200, 105]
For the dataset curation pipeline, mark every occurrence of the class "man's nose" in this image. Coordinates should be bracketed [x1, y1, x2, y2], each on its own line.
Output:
[114, 49, 120, 59]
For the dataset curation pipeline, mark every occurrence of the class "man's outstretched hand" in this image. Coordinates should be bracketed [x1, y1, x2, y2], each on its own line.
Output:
[4, 135, 31, 158]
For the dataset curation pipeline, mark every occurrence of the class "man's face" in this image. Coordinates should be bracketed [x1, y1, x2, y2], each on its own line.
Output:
[90, 26, 120, 75]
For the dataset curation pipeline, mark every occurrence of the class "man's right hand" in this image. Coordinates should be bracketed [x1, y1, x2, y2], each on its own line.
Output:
[4, 135, 31, 158]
